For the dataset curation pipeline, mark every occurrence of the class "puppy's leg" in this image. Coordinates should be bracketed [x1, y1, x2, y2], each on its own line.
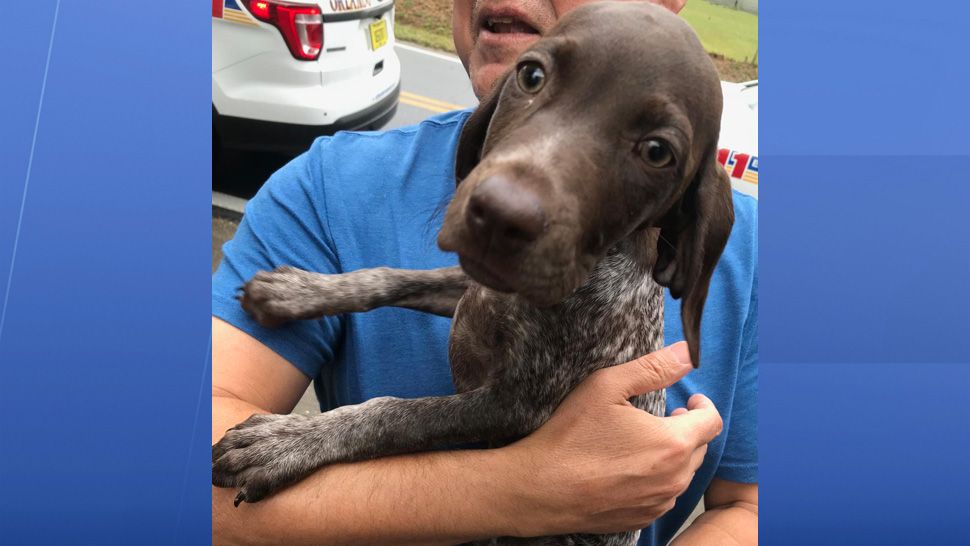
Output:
[240, 265, 468, 326]
[212, 388, 526, 505]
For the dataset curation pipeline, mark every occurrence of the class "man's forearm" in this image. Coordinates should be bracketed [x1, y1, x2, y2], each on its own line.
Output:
[212, 397, 521, 546]
[668, 501, 758, 546]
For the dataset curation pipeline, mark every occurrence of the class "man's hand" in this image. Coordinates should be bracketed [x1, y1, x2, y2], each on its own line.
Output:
[498, 342, 723, 537]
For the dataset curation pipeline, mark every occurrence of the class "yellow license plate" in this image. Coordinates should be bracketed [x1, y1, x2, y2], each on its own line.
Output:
[368, 19, 388, 50]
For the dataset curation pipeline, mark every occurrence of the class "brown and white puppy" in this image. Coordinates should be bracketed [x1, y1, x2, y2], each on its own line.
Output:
[215, 4, 734, 544]
[442, 1, 732, 366]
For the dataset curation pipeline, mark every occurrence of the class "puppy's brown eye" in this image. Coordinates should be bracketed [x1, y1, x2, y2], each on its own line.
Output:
[517, 62, 546, 93]
[639, 139, 674, 168]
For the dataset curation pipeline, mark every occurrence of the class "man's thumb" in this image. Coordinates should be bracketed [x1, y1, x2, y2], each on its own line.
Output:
[607, 342, 692, 398]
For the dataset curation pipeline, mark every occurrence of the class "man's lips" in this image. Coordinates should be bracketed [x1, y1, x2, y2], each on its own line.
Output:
[476, 6, 542, 44]
[483, 17, 537, 34]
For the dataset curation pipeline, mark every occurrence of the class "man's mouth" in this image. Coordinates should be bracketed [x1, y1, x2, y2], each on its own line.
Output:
[482, 16, 539, 35]
[476, 6, 542, 42]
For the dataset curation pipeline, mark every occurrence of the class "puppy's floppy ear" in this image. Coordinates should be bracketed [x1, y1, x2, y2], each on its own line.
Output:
[653, 148, 735, 368]
[454, 72, 511, 183]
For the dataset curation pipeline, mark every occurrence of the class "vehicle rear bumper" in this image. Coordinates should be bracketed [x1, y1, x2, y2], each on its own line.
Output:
[214, 82, 400, 155]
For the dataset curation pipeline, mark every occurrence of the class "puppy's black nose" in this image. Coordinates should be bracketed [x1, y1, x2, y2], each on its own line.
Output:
[466, 176, 547, 248]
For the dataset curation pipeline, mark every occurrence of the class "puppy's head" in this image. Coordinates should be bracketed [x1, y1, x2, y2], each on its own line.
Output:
[438, 2, 735, 366]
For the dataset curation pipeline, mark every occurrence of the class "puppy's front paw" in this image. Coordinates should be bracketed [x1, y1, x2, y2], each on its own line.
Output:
[212, 413, 323, 505]
[239, 266, 331, 327]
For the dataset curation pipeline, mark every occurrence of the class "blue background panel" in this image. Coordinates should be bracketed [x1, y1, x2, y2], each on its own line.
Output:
[760, 0, 970, 543]
[761, 1, 970, 156]
[0, 1, 212, 544]
[0, 2, 61, 310]
[762, 362, 970, 544]
[761, 155, 970, 364]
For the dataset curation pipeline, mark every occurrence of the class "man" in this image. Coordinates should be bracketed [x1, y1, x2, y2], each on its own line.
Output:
[211, 0, 758, 544]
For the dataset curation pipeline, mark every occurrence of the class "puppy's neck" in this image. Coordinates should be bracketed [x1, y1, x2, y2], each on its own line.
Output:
[494, 230, 662, 311]
[515, 229, 666, 367]
[548, 228, 664, 315]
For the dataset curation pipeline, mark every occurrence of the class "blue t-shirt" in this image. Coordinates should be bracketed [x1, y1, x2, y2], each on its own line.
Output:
[212, 110, 758, 545]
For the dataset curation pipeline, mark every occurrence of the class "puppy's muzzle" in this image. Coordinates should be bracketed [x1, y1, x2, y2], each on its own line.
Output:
[465, 175, 547, 254]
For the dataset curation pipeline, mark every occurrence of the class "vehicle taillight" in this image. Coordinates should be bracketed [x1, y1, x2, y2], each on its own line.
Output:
[247, 1, 323, 61]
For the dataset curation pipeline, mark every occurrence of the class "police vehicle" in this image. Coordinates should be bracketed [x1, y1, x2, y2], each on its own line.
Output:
[213, 0, 401, 155]
[718, 79, 758, 198]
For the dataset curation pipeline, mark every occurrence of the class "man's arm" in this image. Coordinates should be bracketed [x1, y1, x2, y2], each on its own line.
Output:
[669, 479, 758, 546]
[212, 318, 722, 544]
[212, 317, 517, 546]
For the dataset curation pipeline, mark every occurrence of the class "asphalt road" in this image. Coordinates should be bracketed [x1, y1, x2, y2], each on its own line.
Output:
[212, 42, 478, 201]
[391, 43, 478, 128]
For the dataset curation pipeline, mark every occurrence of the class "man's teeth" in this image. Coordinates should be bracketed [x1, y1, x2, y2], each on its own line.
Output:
[485, 18, 535, 33]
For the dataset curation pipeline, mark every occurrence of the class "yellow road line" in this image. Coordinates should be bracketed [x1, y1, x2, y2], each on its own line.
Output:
[400, 91, 465, 110]
[399, 91, 466, 113]
[399, 96, 450, 113]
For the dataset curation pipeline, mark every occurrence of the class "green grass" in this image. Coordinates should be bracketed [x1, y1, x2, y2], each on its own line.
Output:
[680, 1, 758, 64]
[396, 22, 457, 53]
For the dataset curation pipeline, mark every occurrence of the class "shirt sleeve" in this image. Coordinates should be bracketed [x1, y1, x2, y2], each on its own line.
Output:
[715, 199, 758, 484]
[212, 140, 342, 379]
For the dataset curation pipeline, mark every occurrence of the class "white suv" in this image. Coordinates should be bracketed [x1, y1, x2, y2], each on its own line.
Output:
[213, 0, 401, 155]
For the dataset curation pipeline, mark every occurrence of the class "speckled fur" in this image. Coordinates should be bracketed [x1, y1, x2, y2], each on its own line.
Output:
[217, 236, 664, 546]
